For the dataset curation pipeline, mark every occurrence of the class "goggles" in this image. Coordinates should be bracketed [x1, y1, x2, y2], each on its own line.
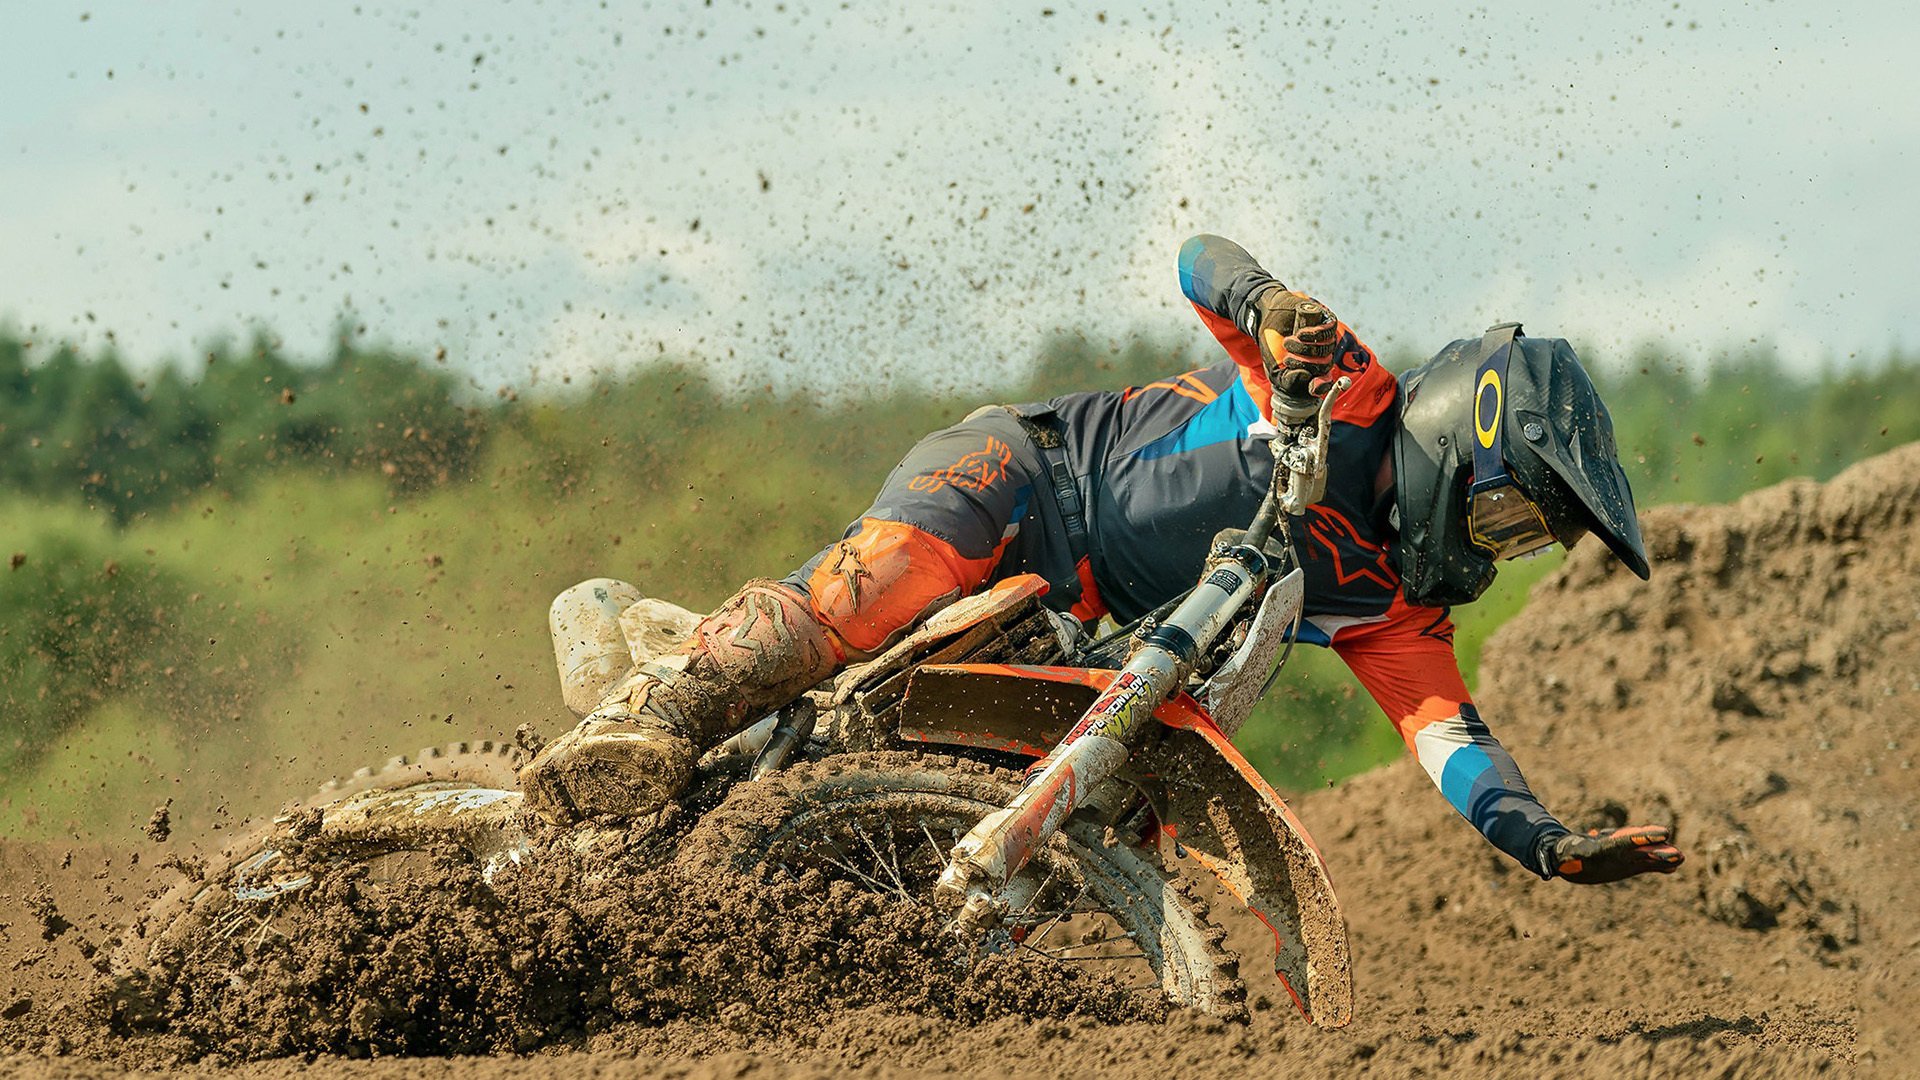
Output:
[1468, 479, 1555, 559]
[1465, 325, 1557, 560]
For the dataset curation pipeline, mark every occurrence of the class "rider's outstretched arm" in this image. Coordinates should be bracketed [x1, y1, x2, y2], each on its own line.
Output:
[1331, 609, 1682, 882]
[1178, 233, 1285, 345]
[1176, 235, 1378, 416]
[1331, 613, 1570, 879]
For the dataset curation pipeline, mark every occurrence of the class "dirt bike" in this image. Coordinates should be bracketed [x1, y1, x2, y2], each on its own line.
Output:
[111, 380, 1359, 1031]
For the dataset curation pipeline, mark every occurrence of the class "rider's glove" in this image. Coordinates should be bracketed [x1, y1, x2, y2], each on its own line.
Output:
[1250, 287, 1340, 398]
[1546, 825, 1685, 884]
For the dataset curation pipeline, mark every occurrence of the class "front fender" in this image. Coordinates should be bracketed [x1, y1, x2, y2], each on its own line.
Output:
[897, 663, 1354, 1027]
[1136, 699, 1353, 1029]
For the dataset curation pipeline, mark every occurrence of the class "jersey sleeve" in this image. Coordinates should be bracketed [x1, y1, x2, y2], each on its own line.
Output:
[1175, 235, 1382, 424]
[1331, 604, 1571, 878]
[1178, 234, 1284, 335]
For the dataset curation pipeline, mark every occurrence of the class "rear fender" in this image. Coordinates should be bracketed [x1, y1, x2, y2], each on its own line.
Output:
[896, 663, 1353, 1028]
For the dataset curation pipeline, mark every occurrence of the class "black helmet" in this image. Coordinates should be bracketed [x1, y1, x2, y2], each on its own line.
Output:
[1392, 323, 1650, 608]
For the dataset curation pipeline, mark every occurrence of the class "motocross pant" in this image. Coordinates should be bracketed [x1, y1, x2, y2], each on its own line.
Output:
[784, 405, 1099, 660]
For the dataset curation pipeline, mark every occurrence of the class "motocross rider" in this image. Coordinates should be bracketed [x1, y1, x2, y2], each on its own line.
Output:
[520, 234, 1686, 886]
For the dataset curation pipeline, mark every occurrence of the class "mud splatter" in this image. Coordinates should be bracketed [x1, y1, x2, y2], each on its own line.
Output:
[26, 884, 71, 942]
[120, 811, 1150, 1061]
[143, 804, 172, 844]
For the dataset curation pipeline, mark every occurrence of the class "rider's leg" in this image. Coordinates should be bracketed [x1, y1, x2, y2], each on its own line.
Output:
[519, 410, 1058, 822]
[519, 522, 995, 823]
[791, 518, 995, 655]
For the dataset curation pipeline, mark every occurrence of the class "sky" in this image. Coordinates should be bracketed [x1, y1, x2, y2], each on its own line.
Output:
[3, 0, 1914, 396]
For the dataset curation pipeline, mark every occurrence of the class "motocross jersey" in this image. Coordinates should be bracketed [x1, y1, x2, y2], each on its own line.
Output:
[787, 234, 1571, 878]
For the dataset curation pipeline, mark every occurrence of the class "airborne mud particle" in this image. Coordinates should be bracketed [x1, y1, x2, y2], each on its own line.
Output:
[514, 723, 547, 756]
[26, 886, 71, 942]
[284, 807, 322, 841]
[144, 803, 172, 844]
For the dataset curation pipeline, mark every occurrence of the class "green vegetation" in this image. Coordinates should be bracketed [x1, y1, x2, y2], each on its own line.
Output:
[3, 327, 1916, 839]
[0, 331, 483, 525]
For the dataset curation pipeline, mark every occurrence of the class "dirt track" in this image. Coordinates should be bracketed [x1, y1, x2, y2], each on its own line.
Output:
[5, 444, 1917, 1078]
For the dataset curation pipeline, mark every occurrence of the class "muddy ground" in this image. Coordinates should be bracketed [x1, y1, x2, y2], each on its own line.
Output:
[4, 444, 1917, 1078]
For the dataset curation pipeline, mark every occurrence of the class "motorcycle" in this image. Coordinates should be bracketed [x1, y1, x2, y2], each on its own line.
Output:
[112, 379, 1358, 1032]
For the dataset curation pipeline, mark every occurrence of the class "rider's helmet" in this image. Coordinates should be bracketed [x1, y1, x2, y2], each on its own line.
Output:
[1391, 323, 1650, 607]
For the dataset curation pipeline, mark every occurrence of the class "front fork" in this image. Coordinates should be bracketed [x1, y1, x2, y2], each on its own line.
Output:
[934, 543, 1268, 932]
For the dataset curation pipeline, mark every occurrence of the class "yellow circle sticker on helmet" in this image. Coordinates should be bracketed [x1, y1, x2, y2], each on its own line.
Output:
[1474, 369, 1502, 450]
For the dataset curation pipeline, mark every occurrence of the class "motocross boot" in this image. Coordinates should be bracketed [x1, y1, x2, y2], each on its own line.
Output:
[519, 580, 839, 823]
[548, 578, 702, 717]
[549, 578, 646, 718]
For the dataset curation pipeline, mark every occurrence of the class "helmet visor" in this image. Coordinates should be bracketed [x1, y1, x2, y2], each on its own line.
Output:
[1467, 477, 1556, 560]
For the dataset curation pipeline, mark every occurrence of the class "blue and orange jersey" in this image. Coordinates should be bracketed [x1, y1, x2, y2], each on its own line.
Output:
[1166, 234, 1567, 877]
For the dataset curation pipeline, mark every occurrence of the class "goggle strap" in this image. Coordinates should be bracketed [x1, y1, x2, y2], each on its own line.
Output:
[1468, 322, 1523, 491]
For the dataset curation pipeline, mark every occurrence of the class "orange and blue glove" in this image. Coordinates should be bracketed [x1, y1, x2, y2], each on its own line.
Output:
[1546, 825, 1685, 883]
[1250, 287, 1340, 400]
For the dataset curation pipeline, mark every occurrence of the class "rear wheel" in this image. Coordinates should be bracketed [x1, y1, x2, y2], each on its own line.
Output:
[676, 752, 1246, 1019]
[109, 741, 530, 1026]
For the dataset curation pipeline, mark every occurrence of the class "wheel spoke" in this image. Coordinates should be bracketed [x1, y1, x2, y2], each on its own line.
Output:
[850, 822, 913, 898]
[881, 818, 907, 885]
[1036, 928, 1139, 958]
[215, 906, 260, 940]
[244, 914, 290, 947]
[1014, 864, 1058, 922]
[817, 847, 910, 899]
[1016, 938, 1062, 963]
[1028, 885, 1087, 950]
[917, 819, 946, 867]
[1010, 904, 1108, 926]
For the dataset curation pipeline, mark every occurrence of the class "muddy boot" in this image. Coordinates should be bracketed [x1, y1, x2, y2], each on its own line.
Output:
[520, 581, 839, 822]
[548, 579, 702, 717]
[549, 578, 646, 718]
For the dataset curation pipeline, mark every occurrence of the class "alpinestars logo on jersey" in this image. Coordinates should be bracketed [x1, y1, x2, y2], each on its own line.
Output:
[1304, 505, 1397, 592]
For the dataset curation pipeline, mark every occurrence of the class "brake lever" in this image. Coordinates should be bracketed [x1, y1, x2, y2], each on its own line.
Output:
[1275, 376, 1351, 516]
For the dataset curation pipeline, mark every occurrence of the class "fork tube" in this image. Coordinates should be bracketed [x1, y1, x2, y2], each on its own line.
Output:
[936, 546, 1265, 922]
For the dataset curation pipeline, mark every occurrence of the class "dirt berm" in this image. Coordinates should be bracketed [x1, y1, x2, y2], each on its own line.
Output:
[4, 443, 1916, 1078]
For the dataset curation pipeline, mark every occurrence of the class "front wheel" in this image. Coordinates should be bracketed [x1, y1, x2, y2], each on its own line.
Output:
[675, 752, 1247, 1019]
